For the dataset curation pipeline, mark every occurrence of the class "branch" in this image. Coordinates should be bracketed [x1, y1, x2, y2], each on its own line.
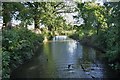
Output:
[53, 5, 66, 13]
[53, 2, 63, 8]
[56, 10, 75, 13]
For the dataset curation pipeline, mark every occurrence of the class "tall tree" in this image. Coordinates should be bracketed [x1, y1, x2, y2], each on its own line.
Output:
[2, 2, 24, 29]
[19, 2, 75, 30]
[2, 2, 12, 28]
[76, 2, 107, 35]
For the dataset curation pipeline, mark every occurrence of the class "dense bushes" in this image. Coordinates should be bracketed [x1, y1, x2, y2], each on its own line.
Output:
[95, 2, 120, 71]
[73, 2, 120, 72]
[105, 3, 120, 70]
[94, 31, 107, 50]
[2, 27, 43, 78]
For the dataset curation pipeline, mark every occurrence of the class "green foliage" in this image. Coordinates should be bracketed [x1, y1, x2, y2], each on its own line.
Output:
[95, 31, 107, 49]
[105, 2, 120, 70]
[2, 51, 10, 78]
[69, 32, 80, 40]
[17, 2, 70, 30]
[95, 2, 120, 71]
[2, 27, 43, 78]
[2, 2, 24, 27]
[75, 2, 120, 71]
[76, 2, 108, 35]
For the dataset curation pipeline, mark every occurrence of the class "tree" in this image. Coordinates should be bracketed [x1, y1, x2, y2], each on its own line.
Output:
[105, 2, 120, 70]
[2, 2, 24, 29]
[2, 2, 15, 28]
[76, 2, 108, 35]
[17, 2, 66, 29]
[2, 1, 76, 31]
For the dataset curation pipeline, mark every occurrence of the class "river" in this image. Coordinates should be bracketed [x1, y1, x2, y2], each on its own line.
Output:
[11, 37, 119, 78]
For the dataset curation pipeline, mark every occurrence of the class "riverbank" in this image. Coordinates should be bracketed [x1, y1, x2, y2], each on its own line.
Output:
[10, 43, 45, 77]
[69, 35, 120, 75]
[69, 35, 106, 53]
[2, 27, 44, 78]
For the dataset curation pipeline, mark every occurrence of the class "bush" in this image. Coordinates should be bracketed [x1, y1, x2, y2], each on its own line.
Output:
[94, 31, 107, 49]
[69, 33, 80, 40]
[95, 2, 120, 71]
[2, 27, 43, 78]
[2, 51, 10, 78]
[105, 25, 120, 71]
[105, 2, 120, 71]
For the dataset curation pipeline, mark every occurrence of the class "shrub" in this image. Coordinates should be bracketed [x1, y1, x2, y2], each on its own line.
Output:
[2, 27, 43, 78]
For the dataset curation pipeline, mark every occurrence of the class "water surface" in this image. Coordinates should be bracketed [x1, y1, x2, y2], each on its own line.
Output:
[11, 38, 119, 78]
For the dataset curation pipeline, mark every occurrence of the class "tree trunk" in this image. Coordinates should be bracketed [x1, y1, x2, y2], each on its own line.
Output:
[34, 17, 39, 29]
[97, 27, 99, 35]
[48, 25, 53, 31]
[3, 3, 12, 29]
[96, 23, 100, 35]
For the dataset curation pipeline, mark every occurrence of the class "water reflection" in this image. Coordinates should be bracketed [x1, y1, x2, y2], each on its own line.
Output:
[67, 40, 77, 55]
[81, 46, 105, 78]
[11, 38, 119, 78]
[43, 42, 57, 78]
[53, 36, 67, 41]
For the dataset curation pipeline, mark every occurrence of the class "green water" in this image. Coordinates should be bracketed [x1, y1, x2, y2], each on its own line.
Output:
[11, 39, 119, 78]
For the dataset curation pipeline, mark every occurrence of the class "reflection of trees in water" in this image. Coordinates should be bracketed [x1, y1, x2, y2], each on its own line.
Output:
[81, 46, 96, 69]
[82, 46, 97, 64]
[82, 46, 91, 64]
[89, 48, 96, 64]
[43, 43, 57, 77]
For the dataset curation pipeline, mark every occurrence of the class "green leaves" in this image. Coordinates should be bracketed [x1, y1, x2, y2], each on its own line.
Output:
[2, 51, 10, 78]
[76, 2, 108, 35]
[75, 2, 120, 71]
[2, 2, 24, 28]
[2, 27, 44, 78]
[97, 2, 120, 71]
